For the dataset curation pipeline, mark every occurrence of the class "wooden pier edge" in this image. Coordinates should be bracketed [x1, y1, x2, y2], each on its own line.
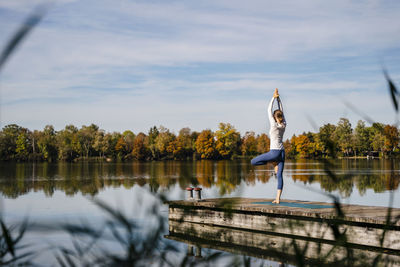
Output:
[165, 220, 400, 265]
[166, 198, 400, 251]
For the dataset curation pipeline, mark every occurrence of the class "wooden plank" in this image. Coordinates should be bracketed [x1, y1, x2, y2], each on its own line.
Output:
[165, 220, 400, 266]
[167, 198, 400, 227]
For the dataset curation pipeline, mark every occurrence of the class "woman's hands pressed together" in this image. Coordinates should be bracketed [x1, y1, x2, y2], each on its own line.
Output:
[273, 88, 279, 98]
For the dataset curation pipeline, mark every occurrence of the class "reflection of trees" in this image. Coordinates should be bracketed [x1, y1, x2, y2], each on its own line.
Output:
[177, 161, 197, 189]
[195, 160, 214, 188]
[215, 160, 242, 195]
[0, 159, 398, 198]
[289, 159, 399, 197]
[291, 159, 311, 183]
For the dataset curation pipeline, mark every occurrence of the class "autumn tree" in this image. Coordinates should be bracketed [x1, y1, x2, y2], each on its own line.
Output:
[256, 134, 270, 154]
[115, 130, 136, 159]
[93, 130, 112, 158]
[132, 132, 149, 160]
[293, 133, 313, 158]
[241, 131, 257, 156]
[215, 123, 241, 159]
[195, 129, 217, 159]
[115, 137, 128, 157]
[283, 138, 295, 159]
[168, 127, 194, 159]
[154, 126, 176, 159]
[383, 125, 399, 154]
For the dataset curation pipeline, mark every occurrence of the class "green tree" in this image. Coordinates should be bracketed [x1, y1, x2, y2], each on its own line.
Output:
[15, 131, 30, 161]
[154, 126, 175, 159]
[371, 132, 385, 152]
[215, 123, 241, 159]
[56, 125, 81, 161]
[37, 125, 58, 161]
[306, 132, 322, 157]
[334, 118, 352, 156]
[353, 120, 370, 156]
[368, 123, 384, 153]
[148, 126, 159, 159]
[78, 124, 99, 158]
[318, 123, 337, 157]
[93, 131, 115, 158]
[123, 130, 135, 153]
[0, 124, 26, 160]
[190, 131, 200, 153]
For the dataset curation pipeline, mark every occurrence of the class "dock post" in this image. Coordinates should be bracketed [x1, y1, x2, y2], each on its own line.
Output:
[194, 187, 202, 200]
[194, 245, 202, 258]
[186, 187, 194, 200]
[187, 244, 194, 256]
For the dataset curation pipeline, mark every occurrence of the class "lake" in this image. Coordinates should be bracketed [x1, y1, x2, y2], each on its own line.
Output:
[1, 159, 399, 266]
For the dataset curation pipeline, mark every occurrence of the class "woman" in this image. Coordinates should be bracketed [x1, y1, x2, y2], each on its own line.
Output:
[251, 88, 286, 204]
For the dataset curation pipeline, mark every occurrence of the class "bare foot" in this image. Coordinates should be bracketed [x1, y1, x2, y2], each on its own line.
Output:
[272, 199, 280, 204]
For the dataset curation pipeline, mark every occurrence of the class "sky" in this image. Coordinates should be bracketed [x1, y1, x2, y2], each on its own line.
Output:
[0, 0, 399, 138]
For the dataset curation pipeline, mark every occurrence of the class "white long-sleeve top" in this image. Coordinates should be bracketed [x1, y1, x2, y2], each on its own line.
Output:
[268, 96, 286, 150]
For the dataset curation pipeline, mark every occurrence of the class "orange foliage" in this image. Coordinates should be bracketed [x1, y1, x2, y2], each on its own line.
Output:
[383, 125, 399, 152]
[256, 134, 270, 154]
[293, 134, 313, 158]
[241, 131, 257, 155]
[195, 130, 217, 159]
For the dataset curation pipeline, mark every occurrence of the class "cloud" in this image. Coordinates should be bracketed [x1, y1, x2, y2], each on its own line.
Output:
[0, 0, 399, 136]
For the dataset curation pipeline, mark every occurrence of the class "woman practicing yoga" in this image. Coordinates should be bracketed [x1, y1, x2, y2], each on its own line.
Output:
[251, 88, 286, 204]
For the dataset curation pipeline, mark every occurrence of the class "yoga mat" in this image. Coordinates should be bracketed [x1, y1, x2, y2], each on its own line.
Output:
[251, 201, 334, 209]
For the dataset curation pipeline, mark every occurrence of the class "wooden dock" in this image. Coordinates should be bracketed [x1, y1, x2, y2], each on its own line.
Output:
[166, 197, 400, 264]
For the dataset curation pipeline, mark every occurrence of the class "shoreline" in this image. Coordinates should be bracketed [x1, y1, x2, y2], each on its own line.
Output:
[1, 155, 399, 163]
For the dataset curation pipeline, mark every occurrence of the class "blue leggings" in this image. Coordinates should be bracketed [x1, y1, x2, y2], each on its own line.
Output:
[251, 149, 285, 190]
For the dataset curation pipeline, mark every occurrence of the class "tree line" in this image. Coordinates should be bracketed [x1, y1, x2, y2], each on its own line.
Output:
[0, 118, 399, 161]
[284, 118, 399, 158]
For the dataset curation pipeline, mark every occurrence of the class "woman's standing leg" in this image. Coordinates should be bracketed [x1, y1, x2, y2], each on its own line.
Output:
[273, 150, 285, 203]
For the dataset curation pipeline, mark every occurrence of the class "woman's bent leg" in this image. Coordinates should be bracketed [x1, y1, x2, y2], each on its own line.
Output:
[251, 150, 280, 166]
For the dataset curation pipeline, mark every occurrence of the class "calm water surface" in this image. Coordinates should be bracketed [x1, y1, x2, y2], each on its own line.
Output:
[1, 159, 399, 265]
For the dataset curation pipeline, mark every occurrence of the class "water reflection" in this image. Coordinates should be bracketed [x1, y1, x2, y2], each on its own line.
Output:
[0, 159, 399, 198]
